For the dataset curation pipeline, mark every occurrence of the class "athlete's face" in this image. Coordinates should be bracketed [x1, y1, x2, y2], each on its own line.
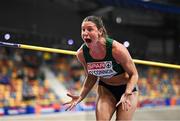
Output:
[81, 21, 103, 47]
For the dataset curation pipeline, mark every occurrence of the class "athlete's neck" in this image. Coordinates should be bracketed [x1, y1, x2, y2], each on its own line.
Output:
[89, 37, 106, 59]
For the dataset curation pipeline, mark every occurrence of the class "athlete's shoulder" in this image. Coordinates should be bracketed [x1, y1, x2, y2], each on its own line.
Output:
[76, 44, 86, 64]
[112, 39, 129, 61]
[111, 39, 124, 50]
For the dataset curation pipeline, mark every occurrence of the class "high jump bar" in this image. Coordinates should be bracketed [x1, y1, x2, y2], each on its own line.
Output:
[0, 41, 180, 69]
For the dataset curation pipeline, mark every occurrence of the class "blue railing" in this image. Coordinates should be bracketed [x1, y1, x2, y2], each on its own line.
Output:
[98, 0, 180, 14]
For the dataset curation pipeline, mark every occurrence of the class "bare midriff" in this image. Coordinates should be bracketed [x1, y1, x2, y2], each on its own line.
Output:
[99, 72, 129, 86]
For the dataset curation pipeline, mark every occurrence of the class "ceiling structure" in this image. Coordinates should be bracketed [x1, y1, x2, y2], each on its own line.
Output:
[54, 0, 180, 13]
[0, 0, 180, 63]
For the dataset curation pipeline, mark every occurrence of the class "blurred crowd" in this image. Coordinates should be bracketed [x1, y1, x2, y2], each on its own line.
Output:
[0, 47, 180, 112]
[0, 47, 60, 110]
[137, 66, 180, 107]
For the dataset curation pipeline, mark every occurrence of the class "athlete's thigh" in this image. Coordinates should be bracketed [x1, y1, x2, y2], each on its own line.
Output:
[116, 91, 138, 121]
[96, 85, 117, 120]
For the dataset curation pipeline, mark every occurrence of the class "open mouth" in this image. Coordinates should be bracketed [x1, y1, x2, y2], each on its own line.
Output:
[84, 38, 92, 43]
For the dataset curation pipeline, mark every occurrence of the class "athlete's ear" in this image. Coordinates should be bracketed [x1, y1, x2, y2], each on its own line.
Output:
[98, 28, 103, 36]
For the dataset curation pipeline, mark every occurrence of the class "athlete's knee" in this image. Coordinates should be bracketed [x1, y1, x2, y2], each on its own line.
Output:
[96, 111, 112, 121]
[96, 106, 114, 120]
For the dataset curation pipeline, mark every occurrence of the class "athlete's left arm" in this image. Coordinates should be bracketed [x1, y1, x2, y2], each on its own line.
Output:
[113, 41, 138, 94]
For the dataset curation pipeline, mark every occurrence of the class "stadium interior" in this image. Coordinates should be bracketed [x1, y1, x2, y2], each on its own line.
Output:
[0, 0, 180, 120]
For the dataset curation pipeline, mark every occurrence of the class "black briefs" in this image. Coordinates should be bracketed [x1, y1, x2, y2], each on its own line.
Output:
[98, 81, 138, 101]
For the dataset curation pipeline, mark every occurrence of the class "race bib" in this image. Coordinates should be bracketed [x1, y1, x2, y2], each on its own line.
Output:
[87, 61, 117, 78]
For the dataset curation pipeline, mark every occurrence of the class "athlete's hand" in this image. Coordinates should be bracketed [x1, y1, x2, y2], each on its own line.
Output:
[63, 93, 82, 111]
[116, 93, 132, 111]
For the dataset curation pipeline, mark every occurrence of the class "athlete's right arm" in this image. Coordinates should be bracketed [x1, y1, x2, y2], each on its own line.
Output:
[76, 47, 98, 101]
[64, 47, 97, 111]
